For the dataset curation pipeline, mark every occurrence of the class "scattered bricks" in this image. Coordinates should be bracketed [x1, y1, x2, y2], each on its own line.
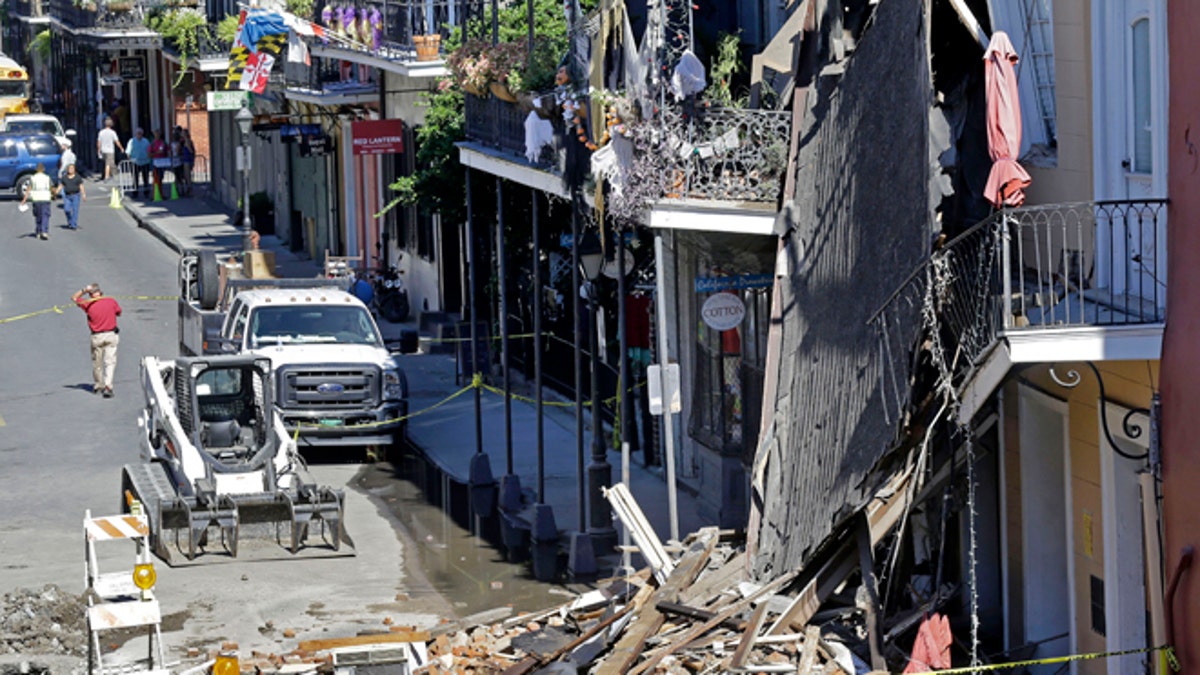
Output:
[394, 593, 410, 602]
[448, 631, 470, 650]
[764, 651, 791, 664]
[526, 621, 540, 632]
[491, 625, 506, 638]
[222, 641, 239, 651]
[382, 616, 393, 625]
[547, 616, 565, 627]
[432, 634, 450, 655]
[282, 629, 296, 639]
[187, 648, 200, 658]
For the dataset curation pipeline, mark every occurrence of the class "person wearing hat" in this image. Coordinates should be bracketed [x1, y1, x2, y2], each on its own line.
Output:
[59, 138, 76, 179]
[71, 283, 122, 397]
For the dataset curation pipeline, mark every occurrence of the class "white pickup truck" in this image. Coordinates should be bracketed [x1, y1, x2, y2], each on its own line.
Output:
[178, 251, 414, 451]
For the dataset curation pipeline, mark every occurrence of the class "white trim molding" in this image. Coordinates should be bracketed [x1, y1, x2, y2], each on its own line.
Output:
[1006, 323, 1163, 363]
[646, 199, 777, 235]
[457, 142, 568, 199]
[310, 44, 447, 78]
[284, 87, 378, 106]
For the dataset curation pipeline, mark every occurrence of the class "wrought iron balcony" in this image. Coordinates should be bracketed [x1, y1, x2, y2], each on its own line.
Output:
[648, 105, 790, 203]
[310, 0, 484, 62]
[870, 199, 1167, 422]
[194, 24, 230, 61]
[49, 0, 155, 30]
[13, 0, 46, 18]
[463, 92, 559, 169]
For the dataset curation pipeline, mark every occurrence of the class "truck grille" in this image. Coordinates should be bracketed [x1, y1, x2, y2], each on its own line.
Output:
[277, 366, 380, 410]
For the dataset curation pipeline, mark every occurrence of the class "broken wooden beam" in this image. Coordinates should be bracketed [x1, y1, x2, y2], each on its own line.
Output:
[655, 601, 747, 632]
[297, 631, 429, 652]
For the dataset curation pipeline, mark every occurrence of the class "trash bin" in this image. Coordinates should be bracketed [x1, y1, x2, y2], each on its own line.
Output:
[399, 329, 419, 354]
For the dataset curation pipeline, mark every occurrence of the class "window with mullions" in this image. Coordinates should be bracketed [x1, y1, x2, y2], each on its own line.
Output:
[390, 122, 435, 261]
[688, 278, 770, 460]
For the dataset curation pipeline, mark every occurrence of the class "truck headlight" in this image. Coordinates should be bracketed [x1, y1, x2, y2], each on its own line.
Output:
[383, 369, 405, 401]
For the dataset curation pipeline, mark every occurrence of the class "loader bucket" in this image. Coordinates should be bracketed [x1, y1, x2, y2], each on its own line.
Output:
[122, 464, 355, 567]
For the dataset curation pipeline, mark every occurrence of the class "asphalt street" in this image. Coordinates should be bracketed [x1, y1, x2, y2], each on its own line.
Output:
[0, 187, 453, 663]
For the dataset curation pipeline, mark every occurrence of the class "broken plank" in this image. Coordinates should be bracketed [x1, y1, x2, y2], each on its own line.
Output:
[727, 601, 770, 669]
[604, 483, 679, 584]
[765, 541, 856, 635]
[629, 567, 802, 675]
[656, 601, 747, 631]
[797, 626, 820, 674]
[297, 631, 430, 652]
[595, 532, 718, 675]
[679, 551, 747, 606]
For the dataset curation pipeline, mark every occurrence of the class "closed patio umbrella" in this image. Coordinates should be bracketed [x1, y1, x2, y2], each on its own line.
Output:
[983, 31, 1031, 207]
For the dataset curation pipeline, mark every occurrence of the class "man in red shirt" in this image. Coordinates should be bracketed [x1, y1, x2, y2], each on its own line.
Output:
[72, 283, 122, 397]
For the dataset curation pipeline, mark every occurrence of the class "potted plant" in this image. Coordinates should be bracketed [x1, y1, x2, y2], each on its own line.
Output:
[485, 40, 527, 103]
[249, 191, 274, 235]
[446, 38, 491, 96]
[413, 33, 441, 62]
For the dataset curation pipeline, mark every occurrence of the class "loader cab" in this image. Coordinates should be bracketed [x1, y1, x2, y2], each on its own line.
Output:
[184, 357, 274, 454]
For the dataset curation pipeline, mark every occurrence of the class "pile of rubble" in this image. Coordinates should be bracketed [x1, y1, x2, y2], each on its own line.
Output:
[413, 527, 880, 674]
[0, 585, 87, 657]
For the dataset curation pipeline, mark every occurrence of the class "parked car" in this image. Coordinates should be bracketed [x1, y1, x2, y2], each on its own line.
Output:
[0, 133, 61, 195]
[0, 113, 75, 150]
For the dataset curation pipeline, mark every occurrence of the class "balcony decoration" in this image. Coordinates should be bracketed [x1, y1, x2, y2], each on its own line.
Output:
[486, 41, 527, 103]
[106, 0, 133, 11]
[72, 0, 97, 10]
[144, 7, 207, 73]
[446, 38, 493, 97]
[285, 0, 313, 21]
[27, 29, 51, 61]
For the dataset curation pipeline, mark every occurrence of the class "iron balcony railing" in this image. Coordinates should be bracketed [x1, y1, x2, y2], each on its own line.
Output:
[310, 0, 484, 62]
[194, 24, 230, 61]
[13, 0, 46, 18]
[50, 0, 156, 30]
[463, 92, 558, 167]
[870, 199, 1167, 423]
[655, 105, 790, 203]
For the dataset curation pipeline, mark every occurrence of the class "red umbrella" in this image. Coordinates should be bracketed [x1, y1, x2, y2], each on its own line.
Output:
[983, 31, 1032, 207]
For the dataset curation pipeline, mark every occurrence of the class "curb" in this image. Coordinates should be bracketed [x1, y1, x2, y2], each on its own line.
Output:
[121, 199, 186, 255]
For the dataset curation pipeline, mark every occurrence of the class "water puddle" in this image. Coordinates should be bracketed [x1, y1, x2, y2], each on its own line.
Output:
[356, 452, 586, 620]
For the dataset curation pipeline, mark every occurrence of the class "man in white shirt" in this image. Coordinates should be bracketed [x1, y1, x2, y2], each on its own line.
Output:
[96, 117, 123, 182]
[59, 139, 76, 179]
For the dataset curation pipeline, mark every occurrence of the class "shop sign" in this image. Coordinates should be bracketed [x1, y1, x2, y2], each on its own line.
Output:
[694, 273, 773, 293]
[300, 134, 330, 157]
[206, 90, 249, 111]
[280, 123, 321, 138]
[118, 56, 146, 81]
[700, 293, 746, 331]
[350, 118, 403, 155]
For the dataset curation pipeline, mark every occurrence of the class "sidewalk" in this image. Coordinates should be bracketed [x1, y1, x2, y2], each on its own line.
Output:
[117, 183, 708, 561]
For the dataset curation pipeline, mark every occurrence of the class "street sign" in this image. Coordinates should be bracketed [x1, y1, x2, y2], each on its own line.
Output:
[207, 90, 249, 111]
[694, 274, 773, 293]
[118, 56, 146, 81]
[647, 363, 681, 416]
[300, 134, 330, 157]
[101, 75, 123, 87]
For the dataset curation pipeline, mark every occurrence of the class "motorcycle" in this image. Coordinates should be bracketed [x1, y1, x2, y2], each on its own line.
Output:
[373, 265, 410, 323]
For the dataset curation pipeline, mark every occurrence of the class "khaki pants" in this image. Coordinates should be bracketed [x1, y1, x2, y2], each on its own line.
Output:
[90, 331, 119, 391]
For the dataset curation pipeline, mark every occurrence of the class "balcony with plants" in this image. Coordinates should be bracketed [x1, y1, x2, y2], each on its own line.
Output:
[307, 0, 484, 65]
[52, 0, 162, 31]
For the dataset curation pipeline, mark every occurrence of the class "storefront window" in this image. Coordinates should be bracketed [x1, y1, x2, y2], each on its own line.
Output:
[689, 269, 771, 460]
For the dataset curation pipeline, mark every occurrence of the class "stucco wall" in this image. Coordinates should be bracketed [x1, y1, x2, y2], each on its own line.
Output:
[1162, 0, 1200, 667]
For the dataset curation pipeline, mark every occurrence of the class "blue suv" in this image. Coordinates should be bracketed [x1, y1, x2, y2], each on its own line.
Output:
[0, 133, 60, 196]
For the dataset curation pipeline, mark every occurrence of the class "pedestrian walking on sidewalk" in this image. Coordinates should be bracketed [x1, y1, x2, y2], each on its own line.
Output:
[97, 118, 123, 182]
[127, 128, 151, 197]
[57, 164, 86, 230]
[19, 163, 53, 240]
[58, 139, 76, 179]
[71, 283, 121, 397]
[179, 129, 196, 196]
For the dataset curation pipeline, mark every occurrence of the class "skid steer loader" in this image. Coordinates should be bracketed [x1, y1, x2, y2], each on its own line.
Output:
[123, 354, 352, 566]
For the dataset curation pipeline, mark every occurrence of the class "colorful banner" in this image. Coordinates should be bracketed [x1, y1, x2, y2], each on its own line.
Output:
[226, 10, 289, 94]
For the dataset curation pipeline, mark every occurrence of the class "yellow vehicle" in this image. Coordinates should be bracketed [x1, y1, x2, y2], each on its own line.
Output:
[0, 54, 30, 118]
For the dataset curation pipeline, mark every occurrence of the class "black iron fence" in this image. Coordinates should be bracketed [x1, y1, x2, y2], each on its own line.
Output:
[870, 199, 1167, 424]
[463, 93, 542, 163]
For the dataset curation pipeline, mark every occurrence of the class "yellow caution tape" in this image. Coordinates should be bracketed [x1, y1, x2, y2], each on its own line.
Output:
[1, 296, 178, 325]
[291, 381, 477, 434]
[907, 644, 1178, 674]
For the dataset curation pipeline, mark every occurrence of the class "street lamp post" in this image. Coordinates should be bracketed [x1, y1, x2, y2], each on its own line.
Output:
[578, 229, 615, 554]
[235, 104, 254, 255]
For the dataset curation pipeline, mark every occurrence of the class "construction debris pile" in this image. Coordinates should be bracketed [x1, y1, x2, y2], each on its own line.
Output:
[0, 585, 87, 657]
[417, 527, 881, 674]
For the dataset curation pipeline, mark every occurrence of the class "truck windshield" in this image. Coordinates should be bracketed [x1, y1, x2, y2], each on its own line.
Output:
[249, 305, 383, 347]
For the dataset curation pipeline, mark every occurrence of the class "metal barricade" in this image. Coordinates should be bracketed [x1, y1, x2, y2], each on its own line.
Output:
[116, 159, 136, 193]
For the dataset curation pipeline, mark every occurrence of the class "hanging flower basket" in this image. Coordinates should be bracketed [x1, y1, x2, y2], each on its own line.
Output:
[490, 81, 518, 103]
[413, 34, 440, 62]
[463, 82, 486, 97]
